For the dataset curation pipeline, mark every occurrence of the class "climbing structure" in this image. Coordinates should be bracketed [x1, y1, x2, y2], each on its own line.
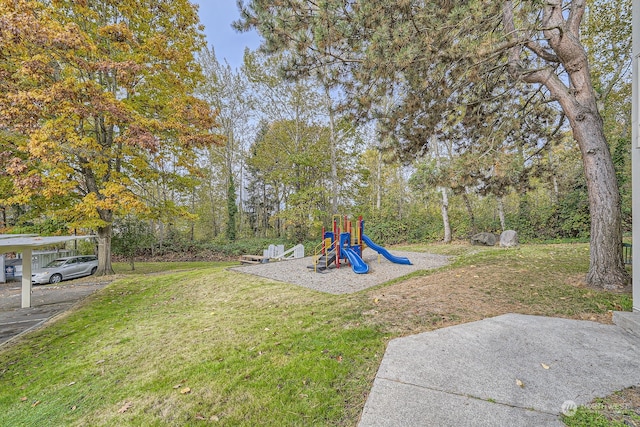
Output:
[310, 216, 411, 274]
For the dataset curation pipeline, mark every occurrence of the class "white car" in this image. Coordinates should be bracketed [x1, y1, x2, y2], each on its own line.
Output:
[32, 255, 98, 285]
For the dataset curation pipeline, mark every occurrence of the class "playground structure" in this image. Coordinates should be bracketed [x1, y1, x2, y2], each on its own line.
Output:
[310, 216, 411, 274]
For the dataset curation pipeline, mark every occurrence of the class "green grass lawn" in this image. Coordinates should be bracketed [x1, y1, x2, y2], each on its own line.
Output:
[0, 242, 633, 426]
[1, 265, 382, 426]
[112, 261, 238, 275]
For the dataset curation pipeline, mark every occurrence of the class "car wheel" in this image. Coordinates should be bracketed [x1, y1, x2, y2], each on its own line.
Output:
[49, 274, 62, 284]
[91, 267, 97, 275]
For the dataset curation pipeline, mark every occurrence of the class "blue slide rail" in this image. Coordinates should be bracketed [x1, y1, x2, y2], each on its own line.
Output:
[361, 234, 412, 265]
[342, 247, 369, 274]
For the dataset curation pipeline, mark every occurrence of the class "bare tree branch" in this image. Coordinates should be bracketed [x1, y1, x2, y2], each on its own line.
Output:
[567, 0, 586, 35]
[525, 40, 560, 63]
[502, 1, 521, 74]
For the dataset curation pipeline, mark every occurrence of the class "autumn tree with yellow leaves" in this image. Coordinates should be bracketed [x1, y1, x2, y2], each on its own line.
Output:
[0, 0, 221, 274]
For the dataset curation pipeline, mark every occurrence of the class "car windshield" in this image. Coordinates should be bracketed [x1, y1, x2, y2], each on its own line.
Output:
[45, 259, 67, 268]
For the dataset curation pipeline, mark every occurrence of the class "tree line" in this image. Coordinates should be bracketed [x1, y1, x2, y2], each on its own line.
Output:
[0, 0, 631, 290]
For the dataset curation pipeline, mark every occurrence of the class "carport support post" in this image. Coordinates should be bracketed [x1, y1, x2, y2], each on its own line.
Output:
[21, 248, 32, 308]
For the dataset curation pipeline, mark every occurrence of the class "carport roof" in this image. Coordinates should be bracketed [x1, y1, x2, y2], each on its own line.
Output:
[0, 235, 93, 253]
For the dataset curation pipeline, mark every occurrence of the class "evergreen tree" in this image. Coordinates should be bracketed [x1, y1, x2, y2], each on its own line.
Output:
[226, 175, 238, 241]
[237, 0, 629, 290]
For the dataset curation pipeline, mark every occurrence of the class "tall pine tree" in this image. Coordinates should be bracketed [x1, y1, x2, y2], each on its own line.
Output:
[237, 0, 629, 290]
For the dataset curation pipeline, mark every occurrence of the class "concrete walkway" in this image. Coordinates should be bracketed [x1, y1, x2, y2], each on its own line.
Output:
[0, 280, 109, 346]
[359, 313, 640, 426]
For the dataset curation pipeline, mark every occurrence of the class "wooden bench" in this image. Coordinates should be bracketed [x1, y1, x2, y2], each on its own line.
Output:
[239, 255, 266, 265]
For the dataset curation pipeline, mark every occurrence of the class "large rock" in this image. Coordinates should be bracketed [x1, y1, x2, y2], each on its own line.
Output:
[500, 230, 518, 247]
[470, 232, 497, 246]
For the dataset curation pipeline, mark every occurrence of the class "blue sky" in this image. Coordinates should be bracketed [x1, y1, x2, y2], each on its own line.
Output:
[194, 2, 262, 70]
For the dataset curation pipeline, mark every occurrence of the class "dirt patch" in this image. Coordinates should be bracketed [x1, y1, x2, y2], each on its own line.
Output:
[362, 264, 615, 337]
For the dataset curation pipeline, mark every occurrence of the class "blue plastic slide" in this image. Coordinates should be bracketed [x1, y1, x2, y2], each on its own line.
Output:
[342, 247, 369, 274]
[361, 234, 412, 265]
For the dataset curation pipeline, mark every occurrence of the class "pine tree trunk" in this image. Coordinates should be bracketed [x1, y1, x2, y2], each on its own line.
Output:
[548, 151, 560, 204]
[238, 163, 244, 235]
[325, 83, 339, 215]
[573, 114, 629, 290]
[439, 186, 452, 243]
[462, 189, 476, 236]
[503, 0, 630, 290]
[497, 196, 506, 232]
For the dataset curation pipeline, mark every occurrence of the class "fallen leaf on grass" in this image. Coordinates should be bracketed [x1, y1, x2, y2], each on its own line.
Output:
[20, 396, 27, 402]
[180, 387, 191, 394]
[541, 363, 550, 370]
[336, 355, 343, 363]
[118, 401, 133, 413]
[195, 414, 207, 420]
[32, 400, 41, 407]
[68, 381, 76, 386]
[71, 405, 77, 411]
[210, 415, 220, 422]
[516, 379, 524, 388]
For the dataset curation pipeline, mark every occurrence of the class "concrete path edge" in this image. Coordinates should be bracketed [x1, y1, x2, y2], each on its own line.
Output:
[359, 313, 640, 427]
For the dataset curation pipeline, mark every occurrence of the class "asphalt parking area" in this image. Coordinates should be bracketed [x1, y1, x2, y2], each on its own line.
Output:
[0, 280, 110, 346]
